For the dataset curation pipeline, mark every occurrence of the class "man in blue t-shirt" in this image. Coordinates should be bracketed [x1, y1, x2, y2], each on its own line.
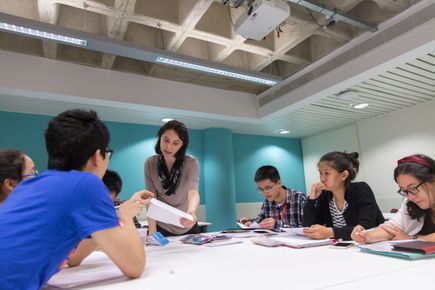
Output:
[0, 109, 153, 290]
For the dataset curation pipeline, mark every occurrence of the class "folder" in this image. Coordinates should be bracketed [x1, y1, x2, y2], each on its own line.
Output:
[392, 240, 435, 254]
[358, 240, 435, 260]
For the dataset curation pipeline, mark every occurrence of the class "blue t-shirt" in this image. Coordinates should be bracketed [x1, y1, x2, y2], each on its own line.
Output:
[0, 170, 119, 290]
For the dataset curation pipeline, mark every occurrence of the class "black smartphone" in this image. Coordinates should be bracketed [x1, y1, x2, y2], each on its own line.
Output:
[329, 242, 355, 249]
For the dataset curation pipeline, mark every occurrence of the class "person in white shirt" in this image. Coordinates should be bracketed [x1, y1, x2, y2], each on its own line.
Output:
[352, 154, 435, 244]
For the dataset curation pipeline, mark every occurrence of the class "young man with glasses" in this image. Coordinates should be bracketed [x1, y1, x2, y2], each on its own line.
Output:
[239, 165, 306, 231]
[0, 109, 154, 289]
[352, 154, 435, 244]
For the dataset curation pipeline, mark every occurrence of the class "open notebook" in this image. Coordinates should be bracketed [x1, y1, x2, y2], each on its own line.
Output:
[251, 235, 332, 248]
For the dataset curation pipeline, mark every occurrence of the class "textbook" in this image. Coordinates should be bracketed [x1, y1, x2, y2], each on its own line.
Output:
[146, 198, 193, 227]
[358, 240, 435, 260]
[251, 235, 332, 248]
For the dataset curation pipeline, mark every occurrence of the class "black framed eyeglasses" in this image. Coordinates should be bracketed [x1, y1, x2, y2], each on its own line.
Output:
[257, 183, 277, 193]
[397, 180, 425, 197]
[22, 170, 39, 179]
[105, 148, 114, 160]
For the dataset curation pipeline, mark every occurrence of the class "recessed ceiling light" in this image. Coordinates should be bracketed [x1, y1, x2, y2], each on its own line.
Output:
[279, 130, 290, 134]
[161, 118, 173, 123]
[353, 103, 369, 109]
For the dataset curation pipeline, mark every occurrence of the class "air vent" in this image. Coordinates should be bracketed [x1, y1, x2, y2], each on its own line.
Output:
[259, 2, 435, 107]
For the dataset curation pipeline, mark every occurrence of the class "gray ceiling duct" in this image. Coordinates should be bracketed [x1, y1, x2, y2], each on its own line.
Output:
[288, 0, 378, 32]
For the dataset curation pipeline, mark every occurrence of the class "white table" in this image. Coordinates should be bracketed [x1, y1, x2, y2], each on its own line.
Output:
[44, 234, 435, 290]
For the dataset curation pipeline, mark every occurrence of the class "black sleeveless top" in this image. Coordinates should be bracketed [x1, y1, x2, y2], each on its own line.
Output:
[417, 214, 435, 235]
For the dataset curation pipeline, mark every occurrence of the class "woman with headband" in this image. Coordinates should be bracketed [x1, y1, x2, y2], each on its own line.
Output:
[352, 154, 435, 244]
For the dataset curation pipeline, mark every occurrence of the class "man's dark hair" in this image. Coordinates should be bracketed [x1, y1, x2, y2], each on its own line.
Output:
[154, 120, 189, 160]
[102, 170, 122, 197]
[254, 165, 281, 183]
[45, 109, 110, 171]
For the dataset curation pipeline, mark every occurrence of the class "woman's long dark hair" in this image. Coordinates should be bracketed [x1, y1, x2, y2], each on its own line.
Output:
[154, 120, 189, 160]
[394, 154, 435, 220]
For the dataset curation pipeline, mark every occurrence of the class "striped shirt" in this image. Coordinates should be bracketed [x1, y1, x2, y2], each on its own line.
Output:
[328, 199, 349, 229]
[255, 187, 306, 231]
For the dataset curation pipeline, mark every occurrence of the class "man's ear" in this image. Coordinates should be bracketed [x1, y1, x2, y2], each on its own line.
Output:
[89, 149, 102, 166]
[3, 178, 18, 193]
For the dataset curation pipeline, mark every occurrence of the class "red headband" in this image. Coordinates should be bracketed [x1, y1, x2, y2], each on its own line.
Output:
[397, 155, 432, 170]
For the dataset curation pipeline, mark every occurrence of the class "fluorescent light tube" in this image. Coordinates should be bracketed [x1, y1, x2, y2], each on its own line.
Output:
[155, 56, 279, 86]
[0, 22, 88, 47]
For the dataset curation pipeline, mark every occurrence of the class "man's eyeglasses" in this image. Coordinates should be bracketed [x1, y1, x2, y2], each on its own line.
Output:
[105, 148, 114, 160]
[257, 183, 277, 193]
[22, 170, 39, 179]
[397, 180, 425, 197]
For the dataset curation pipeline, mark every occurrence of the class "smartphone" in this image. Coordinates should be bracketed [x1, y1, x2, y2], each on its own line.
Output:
[329, 242, 355, 249]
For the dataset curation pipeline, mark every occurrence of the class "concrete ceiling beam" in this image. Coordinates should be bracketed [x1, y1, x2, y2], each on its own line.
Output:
[167, 0, 214, 52]
[101, 0, 136, 69]
[37, 0, 60, 59]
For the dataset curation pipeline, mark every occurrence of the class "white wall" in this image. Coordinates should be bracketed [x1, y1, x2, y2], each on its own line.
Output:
[357, 100, 435, 212]
[301, 124, 362, 194]
[301, 101, 435, 212]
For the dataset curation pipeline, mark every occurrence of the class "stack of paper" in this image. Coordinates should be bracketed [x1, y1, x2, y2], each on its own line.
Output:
[251, 235, 332, 248]
[146, 198, 193, 227]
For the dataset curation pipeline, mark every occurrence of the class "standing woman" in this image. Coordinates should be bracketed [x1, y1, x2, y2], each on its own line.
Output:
[0, 149, 37, 204]
[303, 151, 384, 240]
[352, 154, 435, 243]
[145, 120, 200, 236]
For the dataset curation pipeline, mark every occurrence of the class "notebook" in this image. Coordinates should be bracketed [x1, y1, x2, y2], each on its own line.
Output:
[251, 235, 332, 248]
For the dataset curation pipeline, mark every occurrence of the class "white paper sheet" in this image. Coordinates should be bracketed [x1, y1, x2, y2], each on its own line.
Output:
[272, 235, 332, 248]
[237, 221, 261, 229]
[146, 198, 193, 227]
[280, 227, 307, 236]
[251, 235, 332, 248]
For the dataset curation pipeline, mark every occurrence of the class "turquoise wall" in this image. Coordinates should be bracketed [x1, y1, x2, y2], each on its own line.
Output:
[233, 133, 306, 203]
[0, 112, 50, 173]
[0, 111, 306, 230]
[203, 128, 237, 231]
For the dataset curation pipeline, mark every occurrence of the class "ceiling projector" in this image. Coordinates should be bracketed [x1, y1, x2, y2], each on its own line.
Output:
[234, 0, 290, 40]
